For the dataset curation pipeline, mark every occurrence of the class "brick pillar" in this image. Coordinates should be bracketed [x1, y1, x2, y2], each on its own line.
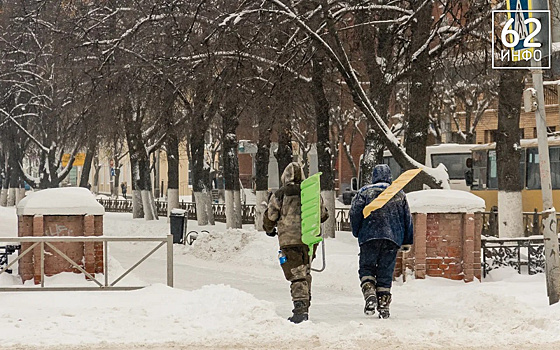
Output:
[414, 213, 427, 279]
[473, 213, 482, 280]
[18, 216, 34, 282]
[426, 214, 444, 277]
[32, 215, 44, 284]
[462, 213, 476, 282]
[94, 216, 104, 274]
[84, 215, 95, 278]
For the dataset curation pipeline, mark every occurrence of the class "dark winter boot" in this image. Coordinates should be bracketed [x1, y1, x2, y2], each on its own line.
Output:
[361, 281, 377, 316]
[288, 300, 309, 324]
[377, 291, 392, 319]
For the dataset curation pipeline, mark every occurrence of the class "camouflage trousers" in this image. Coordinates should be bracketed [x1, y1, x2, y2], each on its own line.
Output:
[280, 245, 316, 312]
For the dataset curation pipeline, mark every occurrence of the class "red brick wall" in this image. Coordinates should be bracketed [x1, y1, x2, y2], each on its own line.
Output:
[18, 214, 104, 284]
[238, 153, 253, 189]
[394, 212, 482, 282]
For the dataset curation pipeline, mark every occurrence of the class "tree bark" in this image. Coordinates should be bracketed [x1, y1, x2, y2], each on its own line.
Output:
[222, 104, 242, 229]
[0, 153, 7, 207]
[403, 2, 434, 192]
[496, 69, 525, 237]
[275, 116, 293, 177]
[312, 54, 335, 238]
[190, 116, 214, 225]
[356, 6, 394, 186]
[79, 137, 97, 188]
[254, 109, 273, 231]
[166, 132, 180, 217]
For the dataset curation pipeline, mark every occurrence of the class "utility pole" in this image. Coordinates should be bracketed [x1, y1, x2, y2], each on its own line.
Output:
[531, 58, 560, 305]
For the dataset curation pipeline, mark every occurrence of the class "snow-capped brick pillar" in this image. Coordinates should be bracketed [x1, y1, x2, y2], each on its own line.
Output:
[394, 190, 486, 282]
[16, 188, 104, 284]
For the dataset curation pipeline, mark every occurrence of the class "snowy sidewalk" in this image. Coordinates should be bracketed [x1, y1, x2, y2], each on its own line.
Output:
[1, 207, 560, 349]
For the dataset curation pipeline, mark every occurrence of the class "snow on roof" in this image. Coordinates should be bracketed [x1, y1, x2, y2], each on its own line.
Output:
[407, 189, 485, 213]
[17, 187, 104, 216]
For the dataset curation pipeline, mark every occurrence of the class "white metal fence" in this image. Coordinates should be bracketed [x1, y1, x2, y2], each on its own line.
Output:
[0, 235, 173, 292]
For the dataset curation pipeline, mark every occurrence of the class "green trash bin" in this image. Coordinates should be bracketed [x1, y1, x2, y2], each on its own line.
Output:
[170, 209, 187, 244]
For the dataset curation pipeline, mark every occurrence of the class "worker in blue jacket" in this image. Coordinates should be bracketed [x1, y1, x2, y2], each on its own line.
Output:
[349, 164, 413, 318]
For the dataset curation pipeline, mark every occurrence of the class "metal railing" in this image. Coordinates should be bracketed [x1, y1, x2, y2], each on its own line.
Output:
[99, 198, 352, 230]
[481, 210, 544, 238]
[99, 199, 257, 225]
[0, 235, 173, 292]
[480, 236, 557, 277]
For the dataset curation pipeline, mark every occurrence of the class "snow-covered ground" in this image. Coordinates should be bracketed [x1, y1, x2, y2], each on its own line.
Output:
[1, 206, 560, 349]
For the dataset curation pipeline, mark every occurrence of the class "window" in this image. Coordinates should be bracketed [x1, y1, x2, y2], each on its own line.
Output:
[472, 150, 487, 190]
[484, 130, 497, 143]
[551, 147, 560, 189]
[487, 150, 498, 189]
[431, 153, 471, 180]
[526, 148, 540, 189]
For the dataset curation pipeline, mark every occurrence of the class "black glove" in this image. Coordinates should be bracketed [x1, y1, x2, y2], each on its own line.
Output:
[266, 227, 278, 237]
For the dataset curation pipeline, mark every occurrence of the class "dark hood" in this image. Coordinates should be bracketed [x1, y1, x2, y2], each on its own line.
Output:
[371, 164, 392, 184]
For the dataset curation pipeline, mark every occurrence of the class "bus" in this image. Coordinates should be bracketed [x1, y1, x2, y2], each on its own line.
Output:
[470, 136, 560, 211]
[383, 144, 476, 191]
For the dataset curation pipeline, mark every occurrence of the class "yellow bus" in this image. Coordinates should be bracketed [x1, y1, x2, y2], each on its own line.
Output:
[470, 136, 560, 211]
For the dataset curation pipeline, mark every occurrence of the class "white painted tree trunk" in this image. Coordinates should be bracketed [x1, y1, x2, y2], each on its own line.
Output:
[234, 189, 242, 228]
[15, 188, 26, 206]
[141, 190, 155, 221]
[321, 190, 336, 238]
[498, 191, 524, 238]
[0, 189, 8, 207]
[132, 189, 144, 219]
[194, 192, 209, 225]
[254, 190, 268, 231]
[7, 188, 16, 206]
[225, 190, 235, 229]
[206, 191, 215, 225]
[167, 188, 180, 218]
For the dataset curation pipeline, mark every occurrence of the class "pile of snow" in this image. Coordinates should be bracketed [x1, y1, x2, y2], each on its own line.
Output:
[188, 229, 257, 262]
[407, 189, 485, 213]
[17, 187, 104, 216]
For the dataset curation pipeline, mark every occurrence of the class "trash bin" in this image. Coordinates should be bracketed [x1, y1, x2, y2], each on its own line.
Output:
[170, 209, 187, 244]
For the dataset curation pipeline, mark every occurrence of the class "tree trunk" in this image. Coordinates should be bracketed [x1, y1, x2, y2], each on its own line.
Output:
[92, 158, 101, 195]
[113, 167, 121, 198]
[223, 105, 242, 229]
[312, 54, 336, 238]
[496, 69, 525, 237]
[356, 7, 394, 186]
[190, 119, 214, 225]
[7, 152, 20, 206]
[124, 100, 156, 220]
[79, 138, 97, 188]
[130, 157, 144, 219]
[403, 2, 434, 192]
[1, 162, 10, 207]
[166, 132, 180, 217]
[275, 116, 293, 177]
[254, 111, 273, 231]
[15, 187, 25, 205]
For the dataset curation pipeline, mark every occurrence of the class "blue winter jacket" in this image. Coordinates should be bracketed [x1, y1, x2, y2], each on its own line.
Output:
[349, 164, 414, 247]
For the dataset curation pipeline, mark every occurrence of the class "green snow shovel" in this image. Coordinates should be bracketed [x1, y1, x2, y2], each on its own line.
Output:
[301, 172, 323, 258]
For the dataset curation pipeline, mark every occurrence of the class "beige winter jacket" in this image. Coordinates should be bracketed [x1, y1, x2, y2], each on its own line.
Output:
[266, 162, 329, 247]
